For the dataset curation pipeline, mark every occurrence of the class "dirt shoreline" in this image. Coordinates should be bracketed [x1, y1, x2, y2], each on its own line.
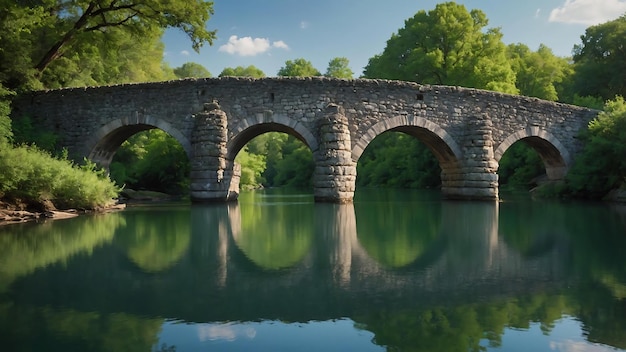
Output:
[0, 204, 126, 226]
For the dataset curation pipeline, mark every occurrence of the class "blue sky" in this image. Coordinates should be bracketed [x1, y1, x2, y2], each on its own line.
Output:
[162, 0, 626, 77]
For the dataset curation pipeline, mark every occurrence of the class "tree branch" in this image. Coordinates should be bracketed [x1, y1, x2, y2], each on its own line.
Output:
[35, 2, 97, 73]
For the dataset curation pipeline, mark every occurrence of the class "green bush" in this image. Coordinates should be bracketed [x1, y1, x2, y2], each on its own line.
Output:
[565, 96, 626, 198]
[0, 145, 120, 209]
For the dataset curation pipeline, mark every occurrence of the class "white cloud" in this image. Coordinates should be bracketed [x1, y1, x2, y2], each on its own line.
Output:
[273, 40, 289, 50]
[218, 35, 288, 56]
[180, 50, 190, 56]
[535, 8, 541, 19]
[549, 0, 626, 25]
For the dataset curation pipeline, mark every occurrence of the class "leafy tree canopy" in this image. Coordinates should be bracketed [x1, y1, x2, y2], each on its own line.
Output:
[566, 96, 626, 197]
[363, 1, 517, 94]
[277, 58, 321, 77]
[219, 65, 266, 78]
[0, 0, 215, 91]
[173, 62, 211, 78]
[507, 43, 573, 101]
[571, 14, 626, 101]
[325, 57, 353, 79]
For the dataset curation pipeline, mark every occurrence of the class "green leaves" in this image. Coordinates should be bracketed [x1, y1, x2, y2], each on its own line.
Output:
[571, 15, 626, 101]
[1, 0, 216, 90]
[173, 62, 212, 78]
[566, 97, 626, 197]
[278, 58, 321, 77]
[219, 65, 266, 78]
[364, 2, 517, 94]
[325, 57, 354, 79]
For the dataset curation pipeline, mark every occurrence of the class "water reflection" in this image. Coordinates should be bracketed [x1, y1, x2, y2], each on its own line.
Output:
[0, 190, 625, 351]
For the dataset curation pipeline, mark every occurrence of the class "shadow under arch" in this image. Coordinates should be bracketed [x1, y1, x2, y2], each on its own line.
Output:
[83, 117, 191, 168]
[351, 116, 462, 166]
[494, 127, 571, 180]
[227, 114, 318, 160]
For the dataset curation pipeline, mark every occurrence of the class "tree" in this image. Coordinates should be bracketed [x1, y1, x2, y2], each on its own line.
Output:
[325, 57, 353, 79]
[363, 2, 517, 94]
[173, 62, 211, 78]
[565, 97, 626, 197]
[219, 65, 265, 78]
[0, 0, 216, 91]
[507, 43, 572, 101]
[110, 129, 190, 194]
[277, 58, 321, 77]
[570, 15, 626, 101]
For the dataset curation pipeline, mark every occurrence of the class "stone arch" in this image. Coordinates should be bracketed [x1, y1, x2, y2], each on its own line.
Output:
[352, 115, 462, 164]
[227, 114, 317, 160]
[494, 127, 571, 180]
[83, 117, 191, 168]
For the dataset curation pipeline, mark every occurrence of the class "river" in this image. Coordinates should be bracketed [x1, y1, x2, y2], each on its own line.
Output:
[0, 189, 625, 351]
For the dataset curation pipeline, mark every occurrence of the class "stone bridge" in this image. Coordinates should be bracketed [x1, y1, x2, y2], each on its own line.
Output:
[11, 77, 598, 202]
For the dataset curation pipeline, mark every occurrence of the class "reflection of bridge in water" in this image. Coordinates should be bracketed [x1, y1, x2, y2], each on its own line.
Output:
[11, 198, 569, 324]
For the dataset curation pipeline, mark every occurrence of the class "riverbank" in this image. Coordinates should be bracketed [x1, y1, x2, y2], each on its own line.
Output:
[0, 201, 126, 226]
[0, 189, 178, 226]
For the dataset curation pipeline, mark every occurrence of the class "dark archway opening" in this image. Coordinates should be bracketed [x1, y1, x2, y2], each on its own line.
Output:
[235, 131, 314, 191]
[356, 131, 441, 189]
[498, 139, 552, 191]
[110, 129, 190, 196]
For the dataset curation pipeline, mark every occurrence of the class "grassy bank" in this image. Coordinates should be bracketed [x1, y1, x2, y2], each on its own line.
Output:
[0, 144, 120, 211]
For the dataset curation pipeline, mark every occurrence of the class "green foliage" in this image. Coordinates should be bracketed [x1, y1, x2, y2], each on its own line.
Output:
[498, 142, 544, 188]
[11, 115, 59, 152]
[0, 0, 215, 90]
[0, 85, 13, 145]
[0, 145, 119, 209]
[236, 133, 313, 189]
[571, 95, 605, 109]
[364, 2, 517, 94]
[324, 57, 353, 79]
[110, 129, 190, 194]
[235, 147, 266, 189]
[173, 62, 211, 78]
[272, 139, 315, 188]
[566, 96, 626, 197]
[357, 132, 440, 189]
[571, 15, 626, 101]
[219, 65, 266, 78]
[507, 43, 572, 101]
[277, 58, 321, 77]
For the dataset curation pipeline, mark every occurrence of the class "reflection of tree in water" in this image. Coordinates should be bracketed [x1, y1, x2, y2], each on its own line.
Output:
[116, 207, 191, 273]
[234, 191, 314, 270]
[353, 292, 575, 352]
[355, 192, 442, 268]
[0, 303, 164, 352]
[0, 213, 124, 291]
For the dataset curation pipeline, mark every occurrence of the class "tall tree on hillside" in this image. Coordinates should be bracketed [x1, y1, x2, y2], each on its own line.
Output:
[173, 62, 211, 78]
[277, 58, 321, 77]
[363, 1, 517, 94]
[507, 43, 572, 101]
[569, 15, 626, 101]
[219, 65, 266, 78]
[0, 0, 216, 91]
[325, 57, 354, 79]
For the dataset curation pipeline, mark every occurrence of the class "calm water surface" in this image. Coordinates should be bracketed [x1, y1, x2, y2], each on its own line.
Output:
[1, 189, 625, 352]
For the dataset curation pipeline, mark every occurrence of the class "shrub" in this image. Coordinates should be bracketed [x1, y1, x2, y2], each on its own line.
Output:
[0, 145, 120, 209]
[565, 96, 626, 198]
